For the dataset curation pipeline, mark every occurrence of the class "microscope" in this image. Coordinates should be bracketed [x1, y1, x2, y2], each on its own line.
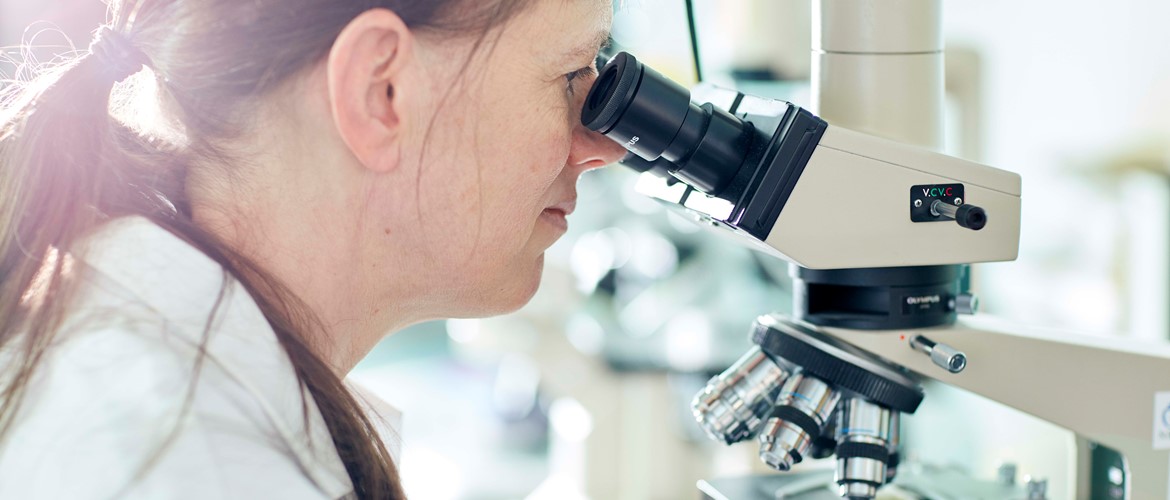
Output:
[581, 1, 1170, 498]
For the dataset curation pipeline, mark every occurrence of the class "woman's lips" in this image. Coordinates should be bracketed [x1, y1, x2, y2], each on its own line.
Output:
[547, 200, 576, 216]
[540, 198, 575, 232]
[540, 207, 568, 231]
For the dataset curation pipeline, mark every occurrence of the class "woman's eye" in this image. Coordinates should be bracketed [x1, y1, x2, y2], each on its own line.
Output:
[565, 67, 595, 95]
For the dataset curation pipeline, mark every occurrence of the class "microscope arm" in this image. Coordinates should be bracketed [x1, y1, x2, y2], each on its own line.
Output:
[822, 318, 1170, 498]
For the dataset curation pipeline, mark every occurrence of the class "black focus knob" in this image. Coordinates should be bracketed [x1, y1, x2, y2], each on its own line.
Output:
[930, 199, 987, 231]
[955, 204, 987, 230]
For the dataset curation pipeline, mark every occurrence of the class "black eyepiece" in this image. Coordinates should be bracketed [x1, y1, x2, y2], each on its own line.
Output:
[585, 64, 625, 126]
[581, 52, 752, 196]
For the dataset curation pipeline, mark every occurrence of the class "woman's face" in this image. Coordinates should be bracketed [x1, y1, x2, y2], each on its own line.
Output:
[387, 0, 626, 317]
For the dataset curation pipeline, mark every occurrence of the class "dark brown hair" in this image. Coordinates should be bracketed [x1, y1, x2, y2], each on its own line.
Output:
[0, 0, 532, 498]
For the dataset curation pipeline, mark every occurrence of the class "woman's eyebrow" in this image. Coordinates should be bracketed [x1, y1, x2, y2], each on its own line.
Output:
[561, 29, 612, 65]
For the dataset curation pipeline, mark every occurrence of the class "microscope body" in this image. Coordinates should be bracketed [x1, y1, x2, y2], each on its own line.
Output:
[634, 86, 1021, 270]
[632, 84, 1170, 499]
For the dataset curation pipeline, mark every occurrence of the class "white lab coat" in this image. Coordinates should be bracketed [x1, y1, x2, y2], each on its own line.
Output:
[0, 217, 401, 499]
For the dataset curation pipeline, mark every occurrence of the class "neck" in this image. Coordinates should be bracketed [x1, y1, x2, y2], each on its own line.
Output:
[180, 76, 448, 375]
[185, 144, 419, 376]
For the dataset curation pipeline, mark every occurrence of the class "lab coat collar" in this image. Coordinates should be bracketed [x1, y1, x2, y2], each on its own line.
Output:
[77, 216, 355, 498]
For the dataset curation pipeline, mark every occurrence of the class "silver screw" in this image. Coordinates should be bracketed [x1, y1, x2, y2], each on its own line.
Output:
[914, 199, 923, 208]
[955, 197, 963, 205]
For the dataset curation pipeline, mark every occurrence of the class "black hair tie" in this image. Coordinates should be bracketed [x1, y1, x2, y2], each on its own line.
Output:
[88, 27, 150, 83]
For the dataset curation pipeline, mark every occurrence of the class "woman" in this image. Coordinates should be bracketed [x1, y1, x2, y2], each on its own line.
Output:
[0, 0, 626, 498]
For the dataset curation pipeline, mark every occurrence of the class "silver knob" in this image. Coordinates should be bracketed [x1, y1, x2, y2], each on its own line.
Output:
[955, 293, 979, 315]
[909, 335, 967, 373]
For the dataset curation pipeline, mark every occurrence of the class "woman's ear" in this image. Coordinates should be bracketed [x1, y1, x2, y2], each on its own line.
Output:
[327, 8, 415, 173]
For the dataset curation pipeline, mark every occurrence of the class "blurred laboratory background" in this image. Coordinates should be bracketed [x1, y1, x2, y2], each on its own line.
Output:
[4, 1, 1170, 499]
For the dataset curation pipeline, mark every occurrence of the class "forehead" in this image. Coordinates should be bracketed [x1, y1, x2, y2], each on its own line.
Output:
[506, 0, 613, 62]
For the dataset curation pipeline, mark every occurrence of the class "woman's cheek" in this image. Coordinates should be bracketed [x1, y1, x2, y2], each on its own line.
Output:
[514, 125, 571, 191]
[543, 122, 575, 173]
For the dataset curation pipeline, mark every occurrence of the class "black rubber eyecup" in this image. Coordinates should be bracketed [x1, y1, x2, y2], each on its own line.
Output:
[581, 52, 642, 133]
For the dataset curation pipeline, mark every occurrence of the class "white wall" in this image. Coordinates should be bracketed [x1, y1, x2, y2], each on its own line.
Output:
[944, 0, 1170, 338]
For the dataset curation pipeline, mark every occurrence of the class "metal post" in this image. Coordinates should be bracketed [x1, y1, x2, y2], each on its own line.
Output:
[812, 0, 944, 150]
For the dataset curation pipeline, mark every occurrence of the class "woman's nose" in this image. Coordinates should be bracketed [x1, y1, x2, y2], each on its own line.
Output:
[566, 69, 631, 172]
[567, 123, 627, 172]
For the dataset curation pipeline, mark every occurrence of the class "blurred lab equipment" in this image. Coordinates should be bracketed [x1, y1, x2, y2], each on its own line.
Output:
[580, 1, 1170, 498]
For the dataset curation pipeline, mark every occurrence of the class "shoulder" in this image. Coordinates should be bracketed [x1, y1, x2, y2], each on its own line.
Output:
[0, 217, 353, 499]
[0, 324, 312, 499]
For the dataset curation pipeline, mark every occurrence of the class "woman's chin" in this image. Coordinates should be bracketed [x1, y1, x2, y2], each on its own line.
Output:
[498, 255, 546, 313]
[458, 254, 545, 318]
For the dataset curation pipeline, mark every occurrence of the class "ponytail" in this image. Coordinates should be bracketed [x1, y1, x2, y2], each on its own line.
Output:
[0, 26, 159, 436]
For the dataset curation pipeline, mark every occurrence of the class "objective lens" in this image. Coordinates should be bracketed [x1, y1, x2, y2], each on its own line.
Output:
[757, 371, 840, 471]
[886, 411, 901, 484]
[692, 346, 790, 445]
[581, 52, 753, 196]
[835, 398, 896, 500]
